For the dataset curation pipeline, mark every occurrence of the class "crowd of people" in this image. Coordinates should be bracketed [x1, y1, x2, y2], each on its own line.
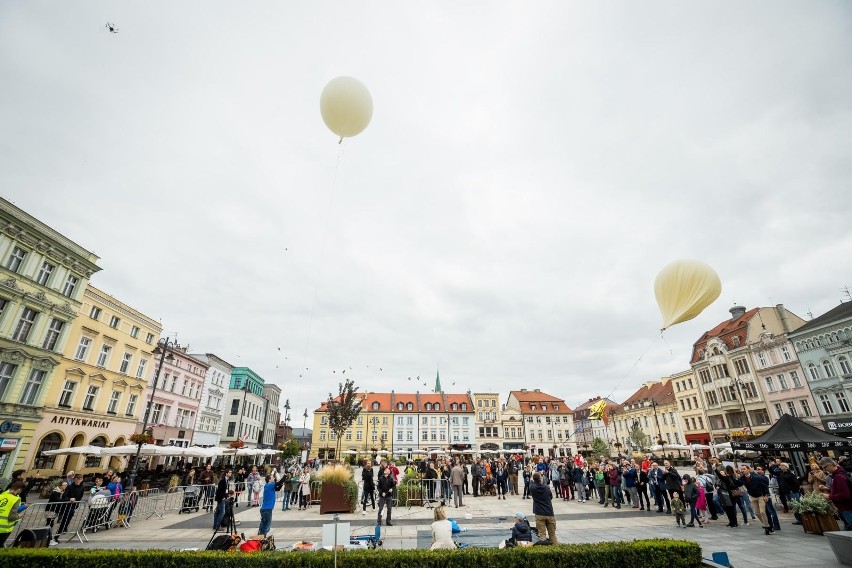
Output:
[1, 451, 850, 548]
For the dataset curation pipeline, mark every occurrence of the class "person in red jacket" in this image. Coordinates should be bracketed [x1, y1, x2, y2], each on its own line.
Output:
[819, 457, 852, 530]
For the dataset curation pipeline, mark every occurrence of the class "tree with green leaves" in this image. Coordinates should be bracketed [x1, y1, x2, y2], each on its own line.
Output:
[326, 379, 362, 461]
[628, 423, 651, 452]
[591, 437, 610, 458]
[279, 438, 301, 461]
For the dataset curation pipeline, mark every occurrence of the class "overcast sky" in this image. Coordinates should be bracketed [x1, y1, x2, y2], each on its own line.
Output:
[2, 1, 851, 424]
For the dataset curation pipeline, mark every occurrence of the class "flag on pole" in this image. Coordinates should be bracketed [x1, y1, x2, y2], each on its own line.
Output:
[589, 399, 607, 420]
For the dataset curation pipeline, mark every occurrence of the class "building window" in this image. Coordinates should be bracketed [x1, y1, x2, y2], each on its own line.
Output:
[12, 307, 38, 343]
[5, 246, 27, 272]
[819, 394, 835, 415]
[699, 369, 712, 384]
[800, 399, 813, 417]
[136, 358, 147, 379]
[19, 369, 46, 405]
[777, 374, 789, 390]
[808, 363, 820, 381]
[109, 315, 120, 329]
[836, 392, 851, 413]
[839, 356, 852, 376]
[758, 353, 768, 367]
[96, 344, 112, 367]
[786, 401, 798, 417]
[774, 403, 784, 419]
[130, 325, 140, 338]
[823, 360, 837, 378]
[230, 399, 240, 415]
[734, 358, 750, 375]
[125, 393, 138, 416]
[119, 352, 132, 374]
[107, 390, 121, 414]
[425, 403, 432, 410]
[706, 391, 719, 405]
[58, 381, 77, 407]
[62, 274, 79, 297]
[406, 402, 413, 410]
[0, 362, 17, 400]
[36, 262, 54, 286]
[434, 403, 440, 411]
[227, 422, 236, 437]
[41, 318, 65, 351]
[82, 385, 99, 410]
[764, 377, 775, 392]
[461, 403, 467, 410]
[89, 306, 101, 320]
[372, 402, 379, 410]
[790, 371, 802, 387]
[146, 333, 154, 344]
[781, 346, 792, 361]
[356, 430, 362, 440]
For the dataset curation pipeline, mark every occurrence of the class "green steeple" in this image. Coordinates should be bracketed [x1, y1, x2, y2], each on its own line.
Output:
[434, 369, 442, 393]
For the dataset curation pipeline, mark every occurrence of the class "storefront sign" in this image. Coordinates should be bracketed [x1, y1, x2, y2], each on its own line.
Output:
[50, 415, 111, 429]
[823, 419, 852, 433]
[0, 439, 18, 450]
[0, 421, 22, 434]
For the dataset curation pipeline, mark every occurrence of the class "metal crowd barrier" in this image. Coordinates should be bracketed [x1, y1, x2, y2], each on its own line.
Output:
[7, 501, 88, 545]
[163, 485, 214, 514]
[414, 479, 450, 507]
[77, 488, 161, 541]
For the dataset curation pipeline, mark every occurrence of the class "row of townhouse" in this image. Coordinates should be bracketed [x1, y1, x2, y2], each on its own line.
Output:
[0, 198, 285, 479]
[601, 302, 852, 453]
[309, 388, 578, 460]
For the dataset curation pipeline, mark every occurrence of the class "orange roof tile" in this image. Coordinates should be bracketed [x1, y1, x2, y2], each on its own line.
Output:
[691, 308, 759, 363]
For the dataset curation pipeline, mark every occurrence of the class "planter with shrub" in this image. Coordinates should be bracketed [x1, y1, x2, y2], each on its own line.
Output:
[790, 491, 839, 535]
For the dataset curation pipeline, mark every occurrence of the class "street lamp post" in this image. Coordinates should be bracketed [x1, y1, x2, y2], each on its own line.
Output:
[128, 337, 175, 489]
[283, 399, 291, 437]
[731, 378, 753, 440]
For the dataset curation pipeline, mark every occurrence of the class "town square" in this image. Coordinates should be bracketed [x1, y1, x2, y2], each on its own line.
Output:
[1, 1, 851, 567]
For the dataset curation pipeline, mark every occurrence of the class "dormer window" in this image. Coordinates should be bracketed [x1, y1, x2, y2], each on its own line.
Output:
[451, 403, 458, 410]
[530, 404, 536, 410]
[434, 403, 440, 411]
[406, 402, 413, 410]
[371, 402, 379, 410]
[397, 402, 403, 410]
[554, 405, 559, 411]
[425, 403, 432, 410]
[460, 403, 467, 410]
[541, 404, 547, 412]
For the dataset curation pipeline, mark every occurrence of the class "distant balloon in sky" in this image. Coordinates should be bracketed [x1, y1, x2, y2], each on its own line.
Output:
[654, 259, 722, 330]
[320, 76, 373, 142]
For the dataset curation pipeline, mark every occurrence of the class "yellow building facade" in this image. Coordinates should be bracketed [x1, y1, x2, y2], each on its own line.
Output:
[24, 284, 162, 474]
[0, 198, 101, 479]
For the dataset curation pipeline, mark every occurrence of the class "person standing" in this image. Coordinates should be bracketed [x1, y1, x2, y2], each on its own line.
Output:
[198, 464, 215, 511]
[451, 461, 465, 507]
[213, 469, 233, 530]
[818, 457, 852, 530]
[0, 481, 25, 547]
[472, 459, 482, 497]
[298, 466, 311, 510]
[529, 472, 557, 544]
[55, 474, 85, 542]
[258, 474, 287, 536]
[361, 460, 376, 514]
[507, 458, 519, 496]
[376, 467, 396, 526]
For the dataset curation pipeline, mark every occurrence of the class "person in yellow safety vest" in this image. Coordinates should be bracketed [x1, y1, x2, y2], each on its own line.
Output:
[0, 480, 26, 548]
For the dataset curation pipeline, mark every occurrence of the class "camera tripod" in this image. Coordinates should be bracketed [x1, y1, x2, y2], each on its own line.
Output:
[206, 497, 238, 550]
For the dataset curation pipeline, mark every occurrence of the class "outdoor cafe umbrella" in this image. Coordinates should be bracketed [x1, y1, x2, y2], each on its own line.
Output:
[41, 445, 103, 456]
[100, 443, 162, 456]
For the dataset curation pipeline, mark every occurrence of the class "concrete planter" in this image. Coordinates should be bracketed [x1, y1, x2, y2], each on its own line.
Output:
[826, 531, 852, 566]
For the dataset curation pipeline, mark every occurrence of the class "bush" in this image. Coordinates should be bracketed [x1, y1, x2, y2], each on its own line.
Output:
[0, 539, 701, 568]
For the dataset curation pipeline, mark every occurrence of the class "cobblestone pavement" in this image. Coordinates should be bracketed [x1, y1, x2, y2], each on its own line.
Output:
[42, 492, 842, 566]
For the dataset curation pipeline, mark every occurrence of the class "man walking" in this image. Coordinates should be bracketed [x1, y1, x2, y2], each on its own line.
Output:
[451, 461, 465, 507]
[740, 465, 772, 536]
[213, 469, 233, 530]
[529, 472, 558, 544]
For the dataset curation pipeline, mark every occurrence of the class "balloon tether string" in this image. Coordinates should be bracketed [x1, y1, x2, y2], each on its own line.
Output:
[603, 332, 660, 402]
[300, 144, 345, 379]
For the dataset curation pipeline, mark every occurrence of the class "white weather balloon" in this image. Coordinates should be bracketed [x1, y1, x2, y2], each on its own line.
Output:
[654, 259, 722, 330]
[320, 76, 373, 141]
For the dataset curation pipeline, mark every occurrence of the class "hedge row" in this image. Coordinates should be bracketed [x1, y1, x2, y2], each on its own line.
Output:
[0, 539, 701, 568]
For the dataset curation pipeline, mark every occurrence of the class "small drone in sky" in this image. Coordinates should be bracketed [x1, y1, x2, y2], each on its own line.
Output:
[105, 22, 119, 33]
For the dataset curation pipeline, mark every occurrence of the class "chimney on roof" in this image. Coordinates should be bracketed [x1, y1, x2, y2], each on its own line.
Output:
[520, 388, 527, 393]
[534, 388, 540, 392]
[730, 305, 746, 319]
[775, 304, 792, 333]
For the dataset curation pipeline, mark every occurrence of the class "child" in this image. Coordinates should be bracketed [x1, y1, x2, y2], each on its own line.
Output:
[695, 481, 708, 524]
[671, 492, 686, 527]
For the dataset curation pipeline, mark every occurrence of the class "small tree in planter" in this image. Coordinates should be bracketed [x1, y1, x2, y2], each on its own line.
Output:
[790, 491, 839, 535]
[327, 380, 362, 461]
[316, 463, 358, 514]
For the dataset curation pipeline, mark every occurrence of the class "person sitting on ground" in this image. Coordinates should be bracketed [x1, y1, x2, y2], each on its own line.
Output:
[500, 511, 533, 548]
[430, 505, 456, 550]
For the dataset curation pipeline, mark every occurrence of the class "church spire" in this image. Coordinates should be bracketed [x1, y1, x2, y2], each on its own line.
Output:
[434, 367, 442, 393]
